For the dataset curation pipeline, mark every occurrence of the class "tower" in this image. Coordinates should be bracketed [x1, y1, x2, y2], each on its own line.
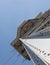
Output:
[11, 9, 50, 65]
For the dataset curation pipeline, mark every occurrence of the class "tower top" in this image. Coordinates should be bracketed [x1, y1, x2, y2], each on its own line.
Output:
[11, 9, 50, 60]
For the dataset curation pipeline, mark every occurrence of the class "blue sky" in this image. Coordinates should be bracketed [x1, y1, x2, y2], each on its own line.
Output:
[0, 0, 50, 65]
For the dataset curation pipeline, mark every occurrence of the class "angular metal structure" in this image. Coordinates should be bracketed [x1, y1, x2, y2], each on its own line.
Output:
[11, 12, 43, 60]
[20, 27, 50, 65]
[11, 9, 50, 65]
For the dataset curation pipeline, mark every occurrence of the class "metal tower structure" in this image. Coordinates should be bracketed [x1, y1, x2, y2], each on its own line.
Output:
[11, 9, 50, 65]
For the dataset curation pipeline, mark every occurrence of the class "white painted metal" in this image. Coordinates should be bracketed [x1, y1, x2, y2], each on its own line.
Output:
[20, 38, 50, 65]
